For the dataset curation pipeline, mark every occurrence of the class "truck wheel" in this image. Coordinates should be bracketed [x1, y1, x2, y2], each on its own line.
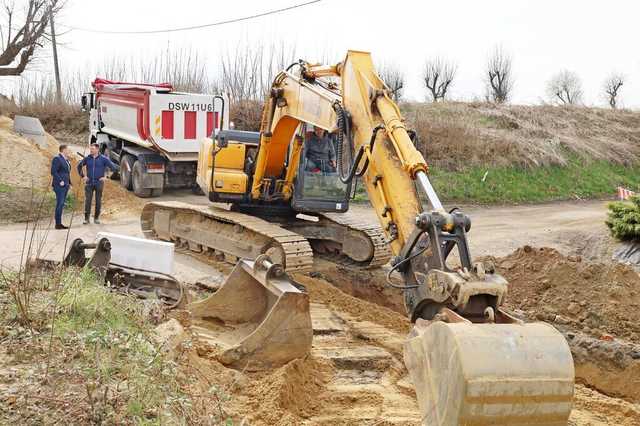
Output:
[120, 155, 134, 190]
[132, 160, 153, 198]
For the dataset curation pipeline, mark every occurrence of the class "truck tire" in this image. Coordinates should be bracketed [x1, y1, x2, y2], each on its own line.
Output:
[120, 155, 134, 190]
[132, 160, 153, 198]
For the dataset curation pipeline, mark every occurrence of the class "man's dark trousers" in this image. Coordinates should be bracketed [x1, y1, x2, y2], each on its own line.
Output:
[84, 181, 104, 220]
[53, 186, 69, 226]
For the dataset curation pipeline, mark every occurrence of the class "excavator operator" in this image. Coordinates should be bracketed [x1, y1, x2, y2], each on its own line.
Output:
[304, 125, 336, 173]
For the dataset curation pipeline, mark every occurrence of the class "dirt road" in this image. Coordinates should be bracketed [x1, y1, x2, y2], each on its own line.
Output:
[0, 198, 609, 271]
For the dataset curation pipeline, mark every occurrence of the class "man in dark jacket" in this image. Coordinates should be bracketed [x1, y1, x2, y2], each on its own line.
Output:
[77, 143, 119, 224]
[305, 125, 336, 173]
[51, 144, 72, 229]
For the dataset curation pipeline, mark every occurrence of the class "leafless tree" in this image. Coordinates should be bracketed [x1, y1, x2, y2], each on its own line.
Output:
[422, 56, 457, 102]
[218, 42, 297, 102]
[0, 0, 63, 76]
[603, 73, 624, 109]
[546, 70, 583, 105]
[485, 46, 514, 103]
[378, 63, 405, 102]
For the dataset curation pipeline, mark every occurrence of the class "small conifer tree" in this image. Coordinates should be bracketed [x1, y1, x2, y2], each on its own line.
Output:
[606, 195, 640, 240]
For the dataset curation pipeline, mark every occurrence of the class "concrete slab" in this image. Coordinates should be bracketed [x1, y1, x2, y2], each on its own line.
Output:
[13, 115, 47, 149]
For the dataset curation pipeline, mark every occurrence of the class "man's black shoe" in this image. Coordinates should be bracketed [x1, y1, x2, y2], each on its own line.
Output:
[55, 224, 68, 230]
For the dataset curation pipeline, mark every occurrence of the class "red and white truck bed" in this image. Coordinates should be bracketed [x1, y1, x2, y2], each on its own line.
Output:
[83, 79, 229, 197]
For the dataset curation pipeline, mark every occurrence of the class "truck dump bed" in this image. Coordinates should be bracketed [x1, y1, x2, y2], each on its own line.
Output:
[92, 78, 228, 161]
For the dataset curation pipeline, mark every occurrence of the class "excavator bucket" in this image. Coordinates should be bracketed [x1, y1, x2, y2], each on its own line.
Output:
[188, 255, 312, 371]
[404, 312, 574, 426]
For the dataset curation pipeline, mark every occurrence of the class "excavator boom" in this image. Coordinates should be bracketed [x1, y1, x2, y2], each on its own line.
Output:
[312, 51, 575, 424]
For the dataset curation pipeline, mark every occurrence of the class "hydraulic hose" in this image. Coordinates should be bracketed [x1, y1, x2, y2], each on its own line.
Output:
[334, 102, 383, 184]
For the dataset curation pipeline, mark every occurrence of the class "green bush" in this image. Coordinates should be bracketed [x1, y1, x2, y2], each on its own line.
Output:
[606, 195, 640, 240]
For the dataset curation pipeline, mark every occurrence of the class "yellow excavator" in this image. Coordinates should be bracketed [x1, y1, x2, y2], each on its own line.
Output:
[141, 51, 574, 424]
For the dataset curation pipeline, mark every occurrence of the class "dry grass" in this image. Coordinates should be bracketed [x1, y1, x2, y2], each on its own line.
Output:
[404, 101, 640, 170]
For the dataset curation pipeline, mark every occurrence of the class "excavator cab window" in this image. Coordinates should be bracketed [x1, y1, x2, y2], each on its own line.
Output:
[292, 127, 351, 213]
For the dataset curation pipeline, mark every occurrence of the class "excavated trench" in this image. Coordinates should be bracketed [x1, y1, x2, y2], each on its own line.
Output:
[313, 249, 640, 404]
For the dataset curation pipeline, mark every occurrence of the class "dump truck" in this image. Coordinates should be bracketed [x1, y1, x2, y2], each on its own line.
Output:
[81, 79, 229, 197]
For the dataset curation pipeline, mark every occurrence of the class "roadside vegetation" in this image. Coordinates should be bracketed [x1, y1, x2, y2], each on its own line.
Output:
[0, 264, 192, 424]
[430, 158, 640, 204]
[607, 195, 640, 241]
[404, 102, 640, 203]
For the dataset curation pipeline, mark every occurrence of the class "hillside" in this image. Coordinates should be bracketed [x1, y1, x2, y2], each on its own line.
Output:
[404, 102, 640, 203]
[13, 101, 640, 204]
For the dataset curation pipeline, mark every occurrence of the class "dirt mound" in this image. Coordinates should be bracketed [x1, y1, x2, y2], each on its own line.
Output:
[492, 246, 640, 401]
[0, 116, 57, 189]
[570, 384, 640, 426]
[241, 357, 333, 424]
[293, 272, 411, 335]
[0, 114, 143, 221]
[495, 245, 640, 341]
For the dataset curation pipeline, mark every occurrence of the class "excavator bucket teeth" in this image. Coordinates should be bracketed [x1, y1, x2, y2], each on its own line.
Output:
[188, 257, 312, 371]
[404, 320, 574, 426]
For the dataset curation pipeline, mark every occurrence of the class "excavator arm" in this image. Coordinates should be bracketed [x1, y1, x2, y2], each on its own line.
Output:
[249, 69, 340, 201]
[301, 51, 575, 425]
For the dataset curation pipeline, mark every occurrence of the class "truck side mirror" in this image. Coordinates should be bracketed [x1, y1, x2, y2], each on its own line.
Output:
[81, 95, 88, 112]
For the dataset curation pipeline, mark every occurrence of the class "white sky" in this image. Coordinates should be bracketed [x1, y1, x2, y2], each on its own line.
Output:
[8, 0, 640, 107]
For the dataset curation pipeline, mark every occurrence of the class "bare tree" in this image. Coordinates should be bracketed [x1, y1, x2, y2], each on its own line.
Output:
[218, 42, 297, 103]
[546, 70, 583, 105]
[0, 0, 63, 77]
[422, 56, 457, 102]
[603, 73, 624, 109]
[378, 63, 405, 102]
[485, 46, 514, 103]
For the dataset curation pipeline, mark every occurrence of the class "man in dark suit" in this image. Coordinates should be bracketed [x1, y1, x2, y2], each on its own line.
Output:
[51, 144, 72, 229]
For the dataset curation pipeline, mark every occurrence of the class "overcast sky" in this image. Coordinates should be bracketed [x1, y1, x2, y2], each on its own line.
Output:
[7, 0, 640, 108]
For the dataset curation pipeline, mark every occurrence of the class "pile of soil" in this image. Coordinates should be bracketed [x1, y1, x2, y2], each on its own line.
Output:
[491, 246, 640, 402]
[0, 116, 58, 189]
[494, 245, 640, 342]
[0, 114, 144, 222]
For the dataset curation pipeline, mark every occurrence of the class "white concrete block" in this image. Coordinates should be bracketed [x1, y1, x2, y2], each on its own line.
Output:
[13, 115, 46, 148]
[97, 232, 174, 275]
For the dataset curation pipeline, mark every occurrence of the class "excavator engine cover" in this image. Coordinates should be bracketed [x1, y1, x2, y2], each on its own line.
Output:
[404, 317, 574, 425]
[188, 255, 312, 371]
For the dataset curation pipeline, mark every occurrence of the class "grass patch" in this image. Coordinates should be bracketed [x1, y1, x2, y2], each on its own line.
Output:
[0, 184, 75, 223]
[430, 158, 640, 204]
[0, 266, 193, 424]
[351, 157, 639, 204]
[55, 268, 186, 423]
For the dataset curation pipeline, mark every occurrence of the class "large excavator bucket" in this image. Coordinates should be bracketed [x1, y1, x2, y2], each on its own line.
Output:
[188, 255, 312, 371]
[404, 311, 574, 426]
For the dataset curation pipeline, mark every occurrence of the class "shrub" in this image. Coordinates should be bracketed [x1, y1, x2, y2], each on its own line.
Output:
[606, 196, 640, 240]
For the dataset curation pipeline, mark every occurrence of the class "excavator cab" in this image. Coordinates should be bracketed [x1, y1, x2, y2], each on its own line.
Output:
[291, 125, 352, 213]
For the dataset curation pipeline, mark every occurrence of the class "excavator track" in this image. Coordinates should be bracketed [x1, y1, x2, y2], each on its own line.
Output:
[141, 202, 391, 271]
[141, 201, 314, 272]
[314, 211, 391, 268]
